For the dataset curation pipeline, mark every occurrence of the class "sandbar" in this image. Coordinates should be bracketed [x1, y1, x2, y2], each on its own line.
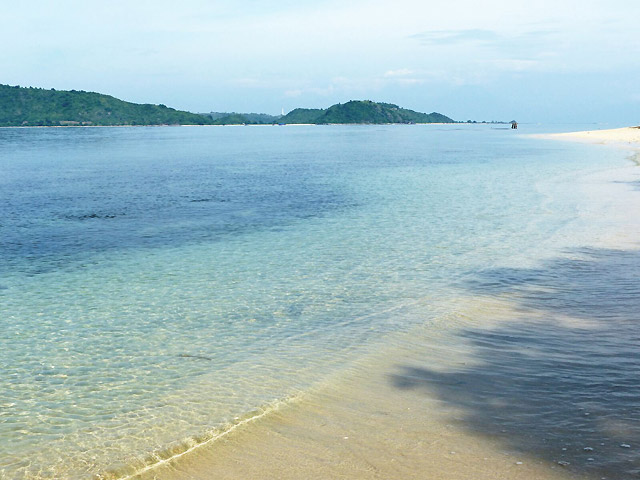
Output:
[537, 126, 640, 149]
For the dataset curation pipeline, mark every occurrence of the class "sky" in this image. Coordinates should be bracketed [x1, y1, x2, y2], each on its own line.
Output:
[1, 0, 639, 123]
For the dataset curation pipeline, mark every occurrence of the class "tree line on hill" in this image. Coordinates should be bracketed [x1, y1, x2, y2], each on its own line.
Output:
[1, 84, 462, 127]
[0, 84, 210, 127]
[206, 101, 454, 125]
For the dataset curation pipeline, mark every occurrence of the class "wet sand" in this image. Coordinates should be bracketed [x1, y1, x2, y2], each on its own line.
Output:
[134, 130, 640, 480]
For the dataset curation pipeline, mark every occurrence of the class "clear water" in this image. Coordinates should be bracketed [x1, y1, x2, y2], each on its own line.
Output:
[0, 125, 634, 478]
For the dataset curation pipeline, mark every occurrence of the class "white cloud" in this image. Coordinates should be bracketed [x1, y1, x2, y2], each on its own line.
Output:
[410, 29, 500, 45]
[490, 59, 542, 73]
[384, 69, 414, 77]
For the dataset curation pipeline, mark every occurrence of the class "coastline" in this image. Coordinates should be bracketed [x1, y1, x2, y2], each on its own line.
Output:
[0, 122, 463, 129]
[130, 128, 640, 479]
[534, 126, 640, 167]
[136, 302, 591, 480]
[545, 126, 640, 144]
[533, 126, 640, 157]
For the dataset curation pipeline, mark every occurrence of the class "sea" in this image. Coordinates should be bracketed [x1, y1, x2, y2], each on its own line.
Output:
[1, 124, 638, 479]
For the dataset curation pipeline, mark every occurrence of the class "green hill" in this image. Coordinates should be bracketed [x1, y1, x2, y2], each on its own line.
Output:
[210, 113, 252, 125]
[280, 100, 454, 124]
[0, 86, 455, 127]
[278, 108, 325, 124]
[204, 112, 281, 124]
[0, 84, 213, 126]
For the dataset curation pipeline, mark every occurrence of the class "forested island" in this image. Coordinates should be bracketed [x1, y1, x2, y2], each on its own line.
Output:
[0, 84, 212, 126]
[0, 84, 456, 126]
[206, 101, 454, 125]
[280, 101, 453, 124]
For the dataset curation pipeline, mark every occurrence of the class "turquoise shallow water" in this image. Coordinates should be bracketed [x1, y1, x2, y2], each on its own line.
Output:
[0, 124, 634, 478]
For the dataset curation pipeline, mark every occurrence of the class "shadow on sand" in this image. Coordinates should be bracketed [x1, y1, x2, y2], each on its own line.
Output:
[391, 247, 640, 478]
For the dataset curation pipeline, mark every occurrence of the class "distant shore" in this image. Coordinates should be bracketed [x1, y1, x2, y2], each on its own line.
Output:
[536, 126, 640, 147]
[535, 126, 640, 165]
[0, 122, 466, 129]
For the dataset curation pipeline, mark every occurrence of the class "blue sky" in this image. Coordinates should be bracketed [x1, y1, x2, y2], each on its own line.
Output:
[1, 0, 639, 123]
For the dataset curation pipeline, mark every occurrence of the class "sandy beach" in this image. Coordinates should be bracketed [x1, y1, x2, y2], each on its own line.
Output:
[537, 126, 640, 154]
[550, 126, 640, 143]
[137, 299, 588, 480]
[538, 126, 640, 167]
[130, 128, 640, 480]
[139, 286, 640, 480]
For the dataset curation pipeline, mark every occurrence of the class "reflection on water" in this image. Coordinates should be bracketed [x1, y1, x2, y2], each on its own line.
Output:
[393, 247, 640, 479]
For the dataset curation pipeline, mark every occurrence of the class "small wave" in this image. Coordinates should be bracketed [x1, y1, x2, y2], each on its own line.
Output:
[109, 395, 301, 480]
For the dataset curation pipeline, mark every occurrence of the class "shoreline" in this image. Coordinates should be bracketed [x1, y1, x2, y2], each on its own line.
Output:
[129, 128, 640, 479]
[2, 123, 636, 131]
[533, 126, 640, 149]
[0, 122, 486, 129]
[534, 126, 640, 165]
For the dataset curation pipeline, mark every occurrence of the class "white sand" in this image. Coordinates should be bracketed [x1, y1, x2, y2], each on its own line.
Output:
[540, 126, 640, 148]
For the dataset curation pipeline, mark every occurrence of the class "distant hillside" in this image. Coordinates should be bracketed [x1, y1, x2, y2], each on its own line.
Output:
[203, 112, 281, 125]
[280, 100, 454, 124]
[279, 108, 325, 124]
[205, 101, 455, 125]
[0, 84, 213, 126]
[0, 86, 456, 127]
[210, 113, 253, 125]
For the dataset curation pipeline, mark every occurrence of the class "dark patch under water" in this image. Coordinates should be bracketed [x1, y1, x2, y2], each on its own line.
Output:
[0, 128, 351, 277]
